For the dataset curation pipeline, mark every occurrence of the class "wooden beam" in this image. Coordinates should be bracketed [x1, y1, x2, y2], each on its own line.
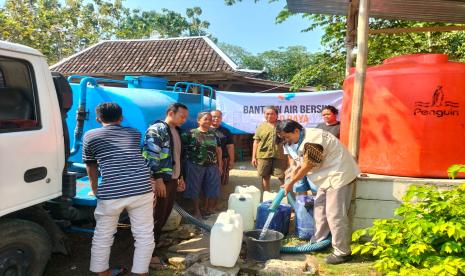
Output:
[348, 0, 370, 160]
[218, 83, 233, 90]
[369, 25, 465, 34]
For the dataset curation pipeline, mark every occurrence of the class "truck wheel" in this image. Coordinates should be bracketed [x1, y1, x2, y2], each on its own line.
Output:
[0, 219, 52, 276]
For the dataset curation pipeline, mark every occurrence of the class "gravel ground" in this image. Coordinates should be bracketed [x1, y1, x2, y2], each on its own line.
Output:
[43, 161, 280, 275]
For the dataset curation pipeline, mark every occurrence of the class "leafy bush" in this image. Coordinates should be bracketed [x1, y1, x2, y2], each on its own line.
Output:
[352, 181, 465, 276]
[448, 165, 465, 179]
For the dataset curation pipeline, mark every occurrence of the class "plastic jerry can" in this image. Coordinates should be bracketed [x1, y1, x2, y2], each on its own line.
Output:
[294, 195, 315, 240]
[255, 201, 292, 236]
[210, 210, 243, 267]
[263, 191, 288, 205]
[161, 209, 182, 232]
[234, 185, 261, 219]
[228, 193, 254, 231]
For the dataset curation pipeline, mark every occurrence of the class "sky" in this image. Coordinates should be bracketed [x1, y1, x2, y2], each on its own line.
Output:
[126, 0, 323, 54]
[0, 0, 324, 54]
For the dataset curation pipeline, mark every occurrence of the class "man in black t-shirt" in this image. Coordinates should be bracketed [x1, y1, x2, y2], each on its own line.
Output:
[211, 110, 235, 209]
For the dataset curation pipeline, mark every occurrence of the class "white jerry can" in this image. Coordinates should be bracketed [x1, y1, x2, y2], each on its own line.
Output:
[228, 193, 254, 231]
[161, 209, 182, 232]
[234, 185, 261, 219]
[210, 210, 243, 267]
[263, 191, 288, 205]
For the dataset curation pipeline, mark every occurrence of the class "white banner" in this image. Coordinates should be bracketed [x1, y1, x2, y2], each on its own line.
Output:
[216, 91, 343, 134]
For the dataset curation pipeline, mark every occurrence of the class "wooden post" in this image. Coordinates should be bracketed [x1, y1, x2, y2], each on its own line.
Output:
[348, 0, 370, 160]
[345, 0, 358, 76]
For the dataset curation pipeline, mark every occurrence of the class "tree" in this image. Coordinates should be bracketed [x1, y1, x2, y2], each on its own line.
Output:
[224, 0, 262, 5]
[218, 42, 264, 69]
[186, 7, 210, 36]
[290, 52, 344, 90]
[115, 7, 212, 39]
[225, 1, 465, 90]
[115, 9, 190, 39]
[220, 42, 327, 86]
[0, 0, 129, 63]
[0, 0, 212, 64]
[257, 46, 314, 82]
[277, 8, 465, 89]
[0, 0, 63, 62]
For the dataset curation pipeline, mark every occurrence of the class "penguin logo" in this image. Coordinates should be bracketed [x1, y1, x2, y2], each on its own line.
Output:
[431, 85, 444, 107]
[413, 85, 460, 117]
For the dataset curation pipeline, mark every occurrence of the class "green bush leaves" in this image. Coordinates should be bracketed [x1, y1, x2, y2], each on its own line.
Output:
[352, 169, 465, 275]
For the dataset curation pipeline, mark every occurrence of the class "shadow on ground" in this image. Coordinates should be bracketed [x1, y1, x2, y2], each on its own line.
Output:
[44, 161, 267, 275]
[44, 161, 375, 275]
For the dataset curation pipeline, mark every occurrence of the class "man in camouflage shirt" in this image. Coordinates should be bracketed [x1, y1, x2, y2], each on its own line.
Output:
[143, 103, 188, 266]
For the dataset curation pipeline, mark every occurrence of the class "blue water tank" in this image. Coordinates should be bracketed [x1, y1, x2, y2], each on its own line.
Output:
[124, 75, 168, 90]
[256, 201, 291, 236]
[66, 78, 215, 164]
[295, 195, 315, 240]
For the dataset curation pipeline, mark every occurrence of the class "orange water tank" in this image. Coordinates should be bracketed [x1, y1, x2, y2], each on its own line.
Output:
[341, 54, 465, 178]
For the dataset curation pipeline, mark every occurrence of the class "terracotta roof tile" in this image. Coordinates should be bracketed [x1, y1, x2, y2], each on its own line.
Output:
[51, 37, 240, 75]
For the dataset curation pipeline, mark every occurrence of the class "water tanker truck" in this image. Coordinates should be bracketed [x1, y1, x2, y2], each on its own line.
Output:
[0, 40, 215, 275]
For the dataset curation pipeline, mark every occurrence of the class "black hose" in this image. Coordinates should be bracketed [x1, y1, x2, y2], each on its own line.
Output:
[173, 202, 212, 232]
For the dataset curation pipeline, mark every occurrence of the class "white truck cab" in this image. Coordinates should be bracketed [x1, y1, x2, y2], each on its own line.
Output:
[0, 41, 74, 275]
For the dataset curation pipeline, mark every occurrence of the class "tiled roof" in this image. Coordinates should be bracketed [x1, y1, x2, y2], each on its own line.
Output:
[51, 36, 262, 76]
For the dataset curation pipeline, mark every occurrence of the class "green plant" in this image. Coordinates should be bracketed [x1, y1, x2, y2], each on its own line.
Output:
[448, 165, 465, 179]
[352, 180, 465, 275]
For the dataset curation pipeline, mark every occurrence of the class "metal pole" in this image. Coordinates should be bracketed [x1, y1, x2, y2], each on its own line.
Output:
[348, 0, 370, 160]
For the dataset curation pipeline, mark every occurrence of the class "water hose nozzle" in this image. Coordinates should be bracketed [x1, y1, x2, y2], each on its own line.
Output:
[268, 188, 286, 212]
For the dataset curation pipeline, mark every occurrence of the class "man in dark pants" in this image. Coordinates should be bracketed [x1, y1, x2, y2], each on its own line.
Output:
[143, 103, 188, 269]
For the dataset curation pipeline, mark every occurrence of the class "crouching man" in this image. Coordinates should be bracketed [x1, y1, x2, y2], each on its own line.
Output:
[277, 119, 360, 265]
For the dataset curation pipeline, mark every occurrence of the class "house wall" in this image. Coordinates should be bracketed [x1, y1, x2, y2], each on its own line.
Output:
[352, 174, 463, 230]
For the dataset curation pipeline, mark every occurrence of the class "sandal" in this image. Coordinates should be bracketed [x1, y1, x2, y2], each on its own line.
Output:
[149, 256, 167, 270]
[202, 212, 215, 220]
[155, 239, 172, 249]
[202, 210, 214, 217]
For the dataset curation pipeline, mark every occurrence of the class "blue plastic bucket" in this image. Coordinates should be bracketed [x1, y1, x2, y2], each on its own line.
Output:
[255, 201, 291, 236]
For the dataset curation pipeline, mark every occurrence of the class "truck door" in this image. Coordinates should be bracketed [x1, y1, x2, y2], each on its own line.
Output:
[0, 54, 63, 216]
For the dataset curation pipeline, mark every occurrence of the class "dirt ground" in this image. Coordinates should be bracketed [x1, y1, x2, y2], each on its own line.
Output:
[43, 161, 283, 276]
